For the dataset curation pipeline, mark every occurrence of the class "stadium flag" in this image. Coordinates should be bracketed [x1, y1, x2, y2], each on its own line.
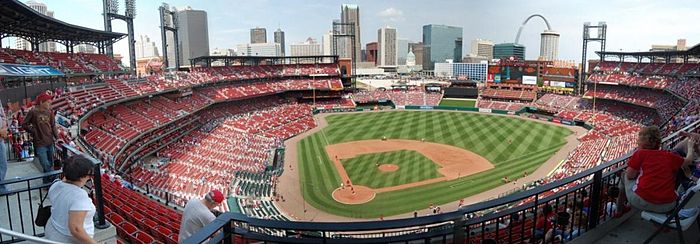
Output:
[0, 63, 64, 77]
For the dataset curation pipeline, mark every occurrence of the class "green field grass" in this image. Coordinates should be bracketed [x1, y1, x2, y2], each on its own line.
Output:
[342, 150, 441, 189]
[297, 111, 571, 218]
[439, 99, 476, 108]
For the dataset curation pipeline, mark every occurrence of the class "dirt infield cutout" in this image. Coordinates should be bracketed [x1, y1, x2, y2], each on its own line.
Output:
[326, 139, 494, 204]
[378, 164, 399, 172]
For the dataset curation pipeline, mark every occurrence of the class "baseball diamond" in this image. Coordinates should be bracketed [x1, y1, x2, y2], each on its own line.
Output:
[288, 110, 573, 218]
[341, 150, 442, 189]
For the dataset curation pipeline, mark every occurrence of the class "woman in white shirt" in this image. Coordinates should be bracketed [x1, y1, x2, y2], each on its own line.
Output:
[45, 155, 97, 244]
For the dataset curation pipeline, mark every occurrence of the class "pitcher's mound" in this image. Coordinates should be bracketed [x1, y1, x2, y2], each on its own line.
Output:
[332, 185, 376, 204]
[378, 164, 399, 172]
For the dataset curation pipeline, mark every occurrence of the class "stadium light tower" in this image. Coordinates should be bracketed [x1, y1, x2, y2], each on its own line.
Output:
[332, 22, 356, 89]
[159, 3, 180, 69]
[580, 22, 607, 95]
[103, 0, 137, 74]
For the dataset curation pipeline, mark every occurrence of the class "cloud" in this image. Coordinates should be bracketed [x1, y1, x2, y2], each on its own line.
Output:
[377, 7, 404, 22]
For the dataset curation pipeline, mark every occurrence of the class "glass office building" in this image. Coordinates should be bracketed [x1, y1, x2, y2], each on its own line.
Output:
[422, 24, 463, 70]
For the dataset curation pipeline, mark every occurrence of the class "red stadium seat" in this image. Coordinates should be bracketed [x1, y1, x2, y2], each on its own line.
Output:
[116, 222, 138, 240]
[167, 233, 178, 244]
[130, 230, 158, 244]
[154, 225, 173, 243]
[106, 212, 125, 226]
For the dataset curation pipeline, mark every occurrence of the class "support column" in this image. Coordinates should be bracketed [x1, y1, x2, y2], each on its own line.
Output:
[126, 18, 136, 75]
[102, 0, 113, 57]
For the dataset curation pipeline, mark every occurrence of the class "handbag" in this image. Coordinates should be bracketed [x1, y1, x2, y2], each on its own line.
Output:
[35, 185, 53, 227]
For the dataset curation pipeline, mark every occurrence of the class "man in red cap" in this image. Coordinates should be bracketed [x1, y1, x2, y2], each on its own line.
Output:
[22, 91, 58, 184]
[179, 189, 225, 241]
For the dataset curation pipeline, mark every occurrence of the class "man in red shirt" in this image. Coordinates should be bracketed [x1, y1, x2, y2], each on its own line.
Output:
[617, 126, 696, 215]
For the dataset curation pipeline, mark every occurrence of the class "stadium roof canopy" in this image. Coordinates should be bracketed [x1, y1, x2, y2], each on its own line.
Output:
[596, 43, 700, 62]
[0, 0, 125, 44]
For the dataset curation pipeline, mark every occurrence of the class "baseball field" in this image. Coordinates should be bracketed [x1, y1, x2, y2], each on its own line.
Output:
[296, 111, 572, 218]
[439, 98, 477, 108]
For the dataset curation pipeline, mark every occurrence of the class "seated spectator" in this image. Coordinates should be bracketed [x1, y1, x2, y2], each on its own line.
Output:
[604, 186, 619, 217]
[673, 132, 700, 190]
[179, 189, 225, 241]
[534, 204, 554, 239]
[616, 126, 696, 216]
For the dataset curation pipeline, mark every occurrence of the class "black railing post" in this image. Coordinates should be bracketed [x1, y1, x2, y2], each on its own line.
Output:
[92, 162, 109, 229]
[588, 171, 603, 228]
[453, 215, 465, 244]
[222, 220, 232, 244]
[60, 144, 69, 161]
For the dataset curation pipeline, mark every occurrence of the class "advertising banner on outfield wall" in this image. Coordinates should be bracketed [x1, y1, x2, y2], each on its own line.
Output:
[522, 75, 537, 85]
[420, 106, 434, 110]
[479, 108, 492, 113]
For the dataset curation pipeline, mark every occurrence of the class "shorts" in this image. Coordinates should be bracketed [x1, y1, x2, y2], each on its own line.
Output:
[619, 176, 676, 213]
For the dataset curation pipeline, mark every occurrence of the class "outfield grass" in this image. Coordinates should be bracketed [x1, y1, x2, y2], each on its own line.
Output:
[297, 111, 571, 218]
[439, 99, 476, 108]
[342, 150, 442, 189]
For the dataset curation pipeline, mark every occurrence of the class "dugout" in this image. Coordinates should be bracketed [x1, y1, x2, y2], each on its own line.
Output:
[444, 80, 478, 99]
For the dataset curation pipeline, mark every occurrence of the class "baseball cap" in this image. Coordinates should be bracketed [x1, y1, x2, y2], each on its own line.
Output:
[35, 91, 53, 105]
[207, 189, 225, 204]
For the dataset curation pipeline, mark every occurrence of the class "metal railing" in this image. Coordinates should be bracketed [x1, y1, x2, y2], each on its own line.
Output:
[184, 153, 630, 244]
[0, 144, 108, 243]
[0, 227, 68, 244]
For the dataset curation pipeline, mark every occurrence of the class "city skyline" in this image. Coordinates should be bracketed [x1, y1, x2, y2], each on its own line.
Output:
[9, 0, 699, 66]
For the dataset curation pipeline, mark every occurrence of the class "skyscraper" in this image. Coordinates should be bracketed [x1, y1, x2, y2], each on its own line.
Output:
[251, 27, 267, 44]
[341, 4, 361, 61]
[377, 27, 397, 66]
[290, 38, 321, 56]
[16, 0, 56, 52]
[493, 43, 525, 60]
[175, 7, 209, 65]
[396, 38, 409, 65]
[470, 39, 494, 60]
[422, 24, 463, 70]
[365, 42, 378, 64]
[135, 35, 160, 59]
[274, 28, 285, 56]
[322, 31, 333, 56]
[539, 31, 559, 61]
[236, 43, 281, 56]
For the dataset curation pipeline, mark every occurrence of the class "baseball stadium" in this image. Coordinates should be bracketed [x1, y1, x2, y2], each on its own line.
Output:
[1, 0, 700, 244]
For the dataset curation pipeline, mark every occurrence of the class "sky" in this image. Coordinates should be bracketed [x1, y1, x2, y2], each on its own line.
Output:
[10, 0, 700, 67]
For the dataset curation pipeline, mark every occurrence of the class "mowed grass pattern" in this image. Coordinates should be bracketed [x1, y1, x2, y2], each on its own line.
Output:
[439, 99, 476, 108]
[297, 111, 571, 218]
[341, 150, 441, 189]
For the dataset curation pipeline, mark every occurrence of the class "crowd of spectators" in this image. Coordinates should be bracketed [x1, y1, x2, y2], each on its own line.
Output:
[583, 84, 684, 123]
[351, 89, 443, 106]
[587, 73, 676, 90]
[124, 97, 313, 212]
[0, 48, 126, 74]
[594, 61, 699, 76]
[477, 100, 527, 111]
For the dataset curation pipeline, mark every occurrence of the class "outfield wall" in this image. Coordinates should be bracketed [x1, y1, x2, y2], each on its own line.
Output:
[402, 105, 521, 116]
